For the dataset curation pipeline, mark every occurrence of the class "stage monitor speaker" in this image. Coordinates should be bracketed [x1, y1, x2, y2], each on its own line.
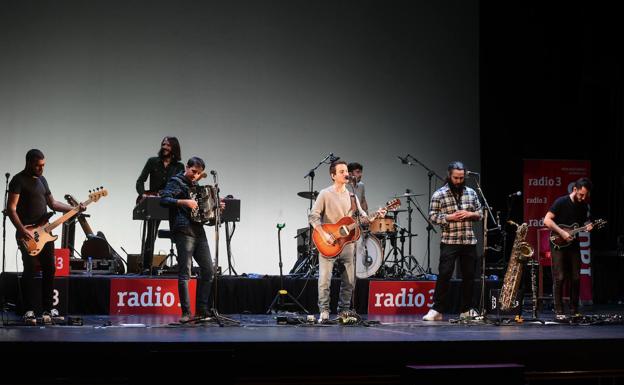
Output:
[222, 198, 240, 222]
[127, 254, 168, 274]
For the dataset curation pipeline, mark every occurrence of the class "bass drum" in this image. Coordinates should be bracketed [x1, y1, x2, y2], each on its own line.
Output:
[355, 233, 383, 278]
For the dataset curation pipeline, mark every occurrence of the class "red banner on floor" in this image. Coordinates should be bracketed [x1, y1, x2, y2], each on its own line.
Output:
[523, 159, 592, 303]
[368, 280, 435, 315]
[110, 278, 196, 315]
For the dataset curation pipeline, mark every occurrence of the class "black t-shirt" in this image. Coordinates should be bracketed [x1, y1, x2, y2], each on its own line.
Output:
[9, 170, 51, 225]
[548, 195, 589, 227]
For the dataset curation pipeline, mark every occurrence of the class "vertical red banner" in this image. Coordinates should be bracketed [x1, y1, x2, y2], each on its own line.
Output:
[523, 159, 592, 303]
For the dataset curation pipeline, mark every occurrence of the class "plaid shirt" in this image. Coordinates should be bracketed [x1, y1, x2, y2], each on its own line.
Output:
[429, 184, 483, 245]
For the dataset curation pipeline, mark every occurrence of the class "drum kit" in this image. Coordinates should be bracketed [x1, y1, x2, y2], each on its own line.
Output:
[292, 190, 427, 279]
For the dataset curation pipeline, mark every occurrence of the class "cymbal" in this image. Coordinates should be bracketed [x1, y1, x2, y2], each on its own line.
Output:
[297, 191, 319, 200]
[391, 193, 423, 198]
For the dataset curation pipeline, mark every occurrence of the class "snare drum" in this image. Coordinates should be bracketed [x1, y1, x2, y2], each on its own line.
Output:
[369, 216, 396, 234]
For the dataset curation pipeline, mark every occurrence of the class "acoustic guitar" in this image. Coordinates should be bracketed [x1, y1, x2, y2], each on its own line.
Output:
[313, 199, 400, 258]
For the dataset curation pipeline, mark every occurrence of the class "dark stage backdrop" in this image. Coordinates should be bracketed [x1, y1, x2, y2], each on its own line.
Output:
[0, 0, 479, 275]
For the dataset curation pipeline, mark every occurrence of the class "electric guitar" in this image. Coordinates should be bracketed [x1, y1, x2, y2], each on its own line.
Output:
[20, 188, 108, 256]
[313, 199, 400, 258]
[549, 219, 606, 249]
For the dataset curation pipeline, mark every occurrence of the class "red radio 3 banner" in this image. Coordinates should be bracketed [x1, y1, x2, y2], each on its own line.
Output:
[110, 278, 196, 315]
[523, 159, 592, 303]
[368, 280, 435, 315]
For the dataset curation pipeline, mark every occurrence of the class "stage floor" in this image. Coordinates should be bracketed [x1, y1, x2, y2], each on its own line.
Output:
[2, 307, 624, 384]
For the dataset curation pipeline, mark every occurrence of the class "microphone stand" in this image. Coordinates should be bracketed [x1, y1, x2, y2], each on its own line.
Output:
[208, 172, 238, 326]
[404, 155, 445, 273]
[303, 153, 335, 277]
[1, 172, 9, 320]
[2, 173, 9, 275]
[469, 173, 500, 321]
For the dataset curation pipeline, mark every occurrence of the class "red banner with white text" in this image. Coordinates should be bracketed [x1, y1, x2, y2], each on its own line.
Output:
[110, 278, 196, 315]
[368, 280, 435, 315]
[523, 159, 592, 303]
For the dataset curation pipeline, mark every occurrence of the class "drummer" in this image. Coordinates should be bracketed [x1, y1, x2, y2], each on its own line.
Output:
[347, 162, 368, 214]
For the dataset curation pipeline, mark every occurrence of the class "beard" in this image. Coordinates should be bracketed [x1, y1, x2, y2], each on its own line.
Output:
[158, 148, 171, 158]
[448, 180, 465, 195]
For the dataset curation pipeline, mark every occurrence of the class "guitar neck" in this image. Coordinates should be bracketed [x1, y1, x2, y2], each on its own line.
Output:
[45, 198, 93, 231]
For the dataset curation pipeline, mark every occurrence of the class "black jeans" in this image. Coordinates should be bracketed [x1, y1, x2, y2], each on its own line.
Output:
[432, 244, 477, 313]
[19, 241, 55, 313]
[174, 233, 214, 315]
[551, 246, 581, 314]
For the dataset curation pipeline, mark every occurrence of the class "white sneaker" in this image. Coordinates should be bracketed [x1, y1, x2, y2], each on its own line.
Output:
[422, 309, 443, 321]
[50, 308, 64, 321]
[23, 310, 36, 326]
[318, 310, 330, 322]
[460, 308, 479, 319]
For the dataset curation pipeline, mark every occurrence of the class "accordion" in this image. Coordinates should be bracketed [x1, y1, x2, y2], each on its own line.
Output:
[189, 185, 218, 224]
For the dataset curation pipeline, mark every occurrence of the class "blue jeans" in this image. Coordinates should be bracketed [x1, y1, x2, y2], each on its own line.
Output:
[174, 233, 214, 315]
[318, 243, 355, 313]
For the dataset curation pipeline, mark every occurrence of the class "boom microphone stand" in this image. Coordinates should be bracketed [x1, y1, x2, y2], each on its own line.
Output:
[207, 170, 238, 326]
[303, 153, 339, 277]
[401, 155, 446, 273]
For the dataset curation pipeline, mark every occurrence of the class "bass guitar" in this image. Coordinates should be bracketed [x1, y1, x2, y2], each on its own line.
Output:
[313, 199, 400, 258]
[20, 188, 108, 256]
[549, 219, 606, 249]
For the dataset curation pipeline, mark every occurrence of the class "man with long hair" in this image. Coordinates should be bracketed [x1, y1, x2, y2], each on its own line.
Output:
[135, 136, 184, 274]
[423, 161, 482, 321]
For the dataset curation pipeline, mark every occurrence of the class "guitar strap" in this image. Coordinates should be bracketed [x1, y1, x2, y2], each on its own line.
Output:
[349, 193, 358, 218]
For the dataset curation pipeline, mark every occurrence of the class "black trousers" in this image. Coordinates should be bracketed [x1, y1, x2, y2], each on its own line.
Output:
[432, 244, 477, 313]
[551, 246, 581, 314]
[19, 241, 55, 313]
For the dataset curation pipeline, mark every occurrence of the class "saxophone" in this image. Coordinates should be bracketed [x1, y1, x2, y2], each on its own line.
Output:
[499, 221, 534, 311]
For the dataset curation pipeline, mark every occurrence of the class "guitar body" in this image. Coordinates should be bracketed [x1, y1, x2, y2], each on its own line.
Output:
[20, 213, 57, 256]
[549, 219, 607, 250]
[313, 217, 361, 258]
[549, 223, 580, 249]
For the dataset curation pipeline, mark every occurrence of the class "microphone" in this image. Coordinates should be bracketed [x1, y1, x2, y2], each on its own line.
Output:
[5, 172, 9, 179]
[210, 170, 217, 176]
[276, 223, 286, 229]
[466, 170, 480, 177]
[508, 191, 522, 198]
[347, 175, 357, 183]
[329, 153, 340, 162]
[397, 155, 413, 166]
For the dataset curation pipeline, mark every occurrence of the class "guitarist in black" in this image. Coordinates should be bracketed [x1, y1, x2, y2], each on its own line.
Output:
[7, 149, 84, 325]
[135, 136, 184, 274]
[543, 177, 593, 320]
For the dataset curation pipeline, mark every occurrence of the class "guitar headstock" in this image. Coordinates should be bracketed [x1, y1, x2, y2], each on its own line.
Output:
[385, 198, 401, 211]
[64, 194, 79, 206]
[89, 186, 109, 202]
[593, 219, 607, 230]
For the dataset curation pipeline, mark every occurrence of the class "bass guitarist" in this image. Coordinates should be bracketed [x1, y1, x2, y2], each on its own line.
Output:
[543, 177, 594, 320]
[308, 160, 385, 322]
[7, 149, 85, 325]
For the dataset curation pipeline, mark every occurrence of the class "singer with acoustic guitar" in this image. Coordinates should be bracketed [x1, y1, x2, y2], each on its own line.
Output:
[7, 149, 86, 325]
[309, 160, 386, 322]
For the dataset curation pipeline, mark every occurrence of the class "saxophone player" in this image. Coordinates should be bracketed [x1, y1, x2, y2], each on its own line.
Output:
[423, 161, 483, 321]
